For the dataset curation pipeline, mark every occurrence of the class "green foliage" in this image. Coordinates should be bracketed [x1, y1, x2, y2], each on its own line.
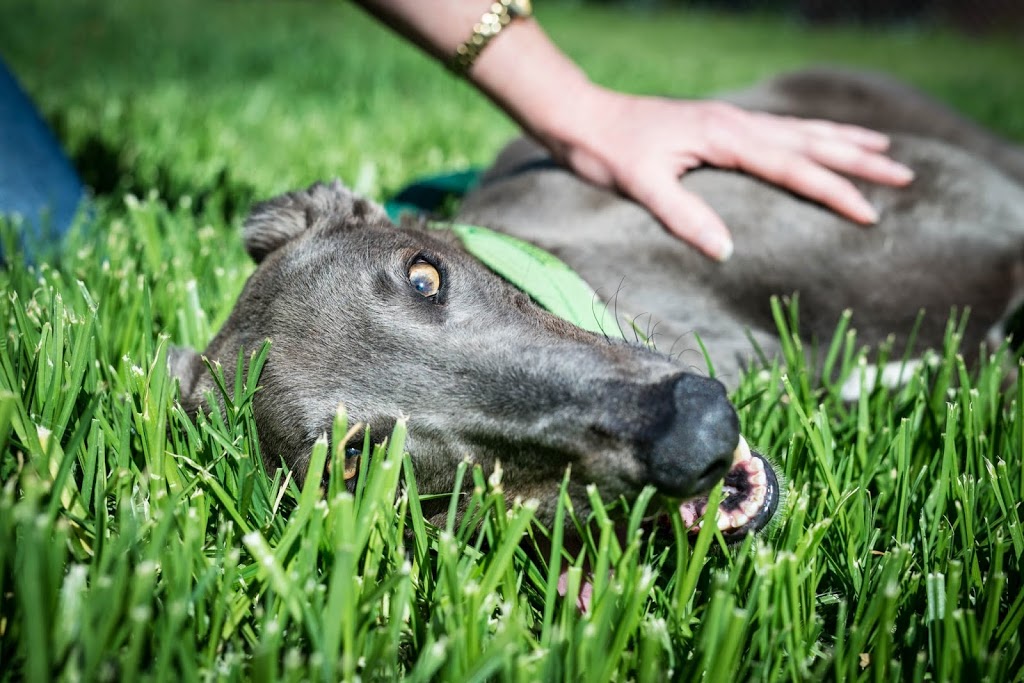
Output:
[2, 0, 1022, 211]
[3, 206, 1024, 679]
[441, 222, 624, 338]
[1, 0, 1023, 680]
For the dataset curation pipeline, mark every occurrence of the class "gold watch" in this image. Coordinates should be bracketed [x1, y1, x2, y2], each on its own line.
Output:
[449, 0, 533, 76]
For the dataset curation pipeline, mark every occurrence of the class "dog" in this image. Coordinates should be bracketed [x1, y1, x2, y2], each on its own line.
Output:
[169, 68, 1024, 540]
[456, 68, 1024, 389]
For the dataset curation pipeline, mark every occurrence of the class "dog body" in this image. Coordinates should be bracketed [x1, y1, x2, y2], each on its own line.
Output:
[456, 69, 1024, 385]
[172, 69, 1024, 532]
[172, 183, 747, 526]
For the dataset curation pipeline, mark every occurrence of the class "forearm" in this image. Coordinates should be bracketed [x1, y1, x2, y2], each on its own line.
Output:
[353, 1, 602, 153]
[355, 1, 909, 261]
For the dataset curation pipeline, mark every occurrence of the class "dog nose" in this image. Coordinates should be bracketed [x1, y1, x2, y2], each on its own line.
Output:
[646, 374, 738, 499]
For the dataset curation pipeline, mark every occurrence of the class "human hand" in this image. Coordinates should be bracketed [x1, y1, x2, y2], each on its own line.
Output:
[355, 3, 911, 261]
[549, 90, 915, 261]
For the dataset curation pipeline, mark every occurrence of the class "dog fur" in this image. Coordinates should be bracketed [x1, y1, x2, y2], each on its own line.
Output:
[170, 182, 743, 526]
[456, 68, 1024, 386]
[171, 68, 1024, 529]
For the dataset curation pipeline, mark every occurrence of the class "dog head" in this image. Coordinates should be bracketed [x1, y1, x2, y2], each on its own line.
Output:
[171, 181, 778, 536]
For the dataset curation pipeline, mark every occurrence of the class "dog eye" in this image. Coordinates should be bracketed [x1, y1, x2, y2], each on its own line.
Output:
[408, 261, 441, 298]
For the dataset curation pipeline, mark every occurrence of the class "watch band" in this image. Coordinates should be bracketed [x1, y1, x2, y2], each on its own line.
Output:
[449, 0, 533, 76]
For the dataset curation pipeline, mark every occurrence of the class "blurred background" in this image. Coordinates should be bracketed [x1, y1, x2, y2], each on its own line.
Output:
[0, 0, 1021, 221]
[594, 0, 1024, 33]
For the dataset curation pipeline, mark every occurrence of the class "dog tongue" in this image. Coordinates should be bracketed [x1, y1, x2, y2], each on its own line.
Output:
[557, 571, 595, 612]
[555, 527, 630, 612]
[556, 436, 767, 612]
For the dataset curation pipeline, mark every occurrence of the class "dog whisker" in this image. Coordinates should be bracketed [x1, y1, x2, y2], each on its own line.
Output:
[172, 67, 1023, 566]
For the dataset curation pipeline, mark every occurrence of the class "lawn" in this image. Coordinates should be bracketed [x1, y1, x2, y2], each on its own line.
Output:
[1, 0, 1023, 680]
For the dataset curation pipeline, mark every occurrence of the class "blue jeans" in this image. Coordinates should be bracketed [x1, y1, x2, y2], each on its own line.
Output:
[0, 59, 86, 256]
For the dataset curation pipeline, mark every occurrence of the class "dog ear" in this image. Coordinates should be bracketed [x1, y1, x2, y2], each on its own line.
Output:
[243, 180, 391, 263]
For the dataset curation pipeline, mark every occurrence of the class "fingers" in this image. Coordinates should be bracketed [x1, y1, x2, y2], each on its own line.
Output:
[751, 112, 915, 186]
[625, 171, 734, 261]
[719, 110, 914, 223]
[793, 118, 892, 152]
[805, 137, 915, 187]
[559, 97, 917, 260]
[732, 146, 880, 224]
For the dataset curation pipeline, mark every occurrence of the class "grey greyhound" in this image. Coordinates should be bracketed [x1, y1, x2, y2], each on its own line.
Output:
[170, 68, 1024, 539]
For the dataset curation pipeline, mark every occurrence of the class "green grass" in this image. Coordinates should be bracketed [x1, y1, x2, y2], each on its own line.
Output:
[3, 0, 1022, 207]
[2, 0, 1024, 680]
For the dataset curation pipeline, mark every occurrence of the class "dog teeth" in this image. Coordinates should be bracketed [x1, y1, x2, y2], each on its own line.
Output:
[748, 453, 764, 473]
[741, 485, 767, 516]
[732, 435, 752, 465]
[750, 459, 767, 486]
[717, 509, 751, 531]
[682, 437, 774, 535]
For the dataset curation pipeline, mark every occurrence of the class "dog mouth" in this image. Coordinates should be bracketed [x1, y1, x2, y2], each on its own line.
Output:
[557, 436, 780, 611]
[677, 435, 779, 539]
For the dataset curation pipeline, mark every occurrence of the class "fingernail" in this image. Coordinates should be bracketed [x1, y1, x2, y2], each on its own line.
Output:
[861, 130, 890, 148]
[712, 233, 734, 262]
[858, 200, 879, 224]
[892, 162, 915, 183]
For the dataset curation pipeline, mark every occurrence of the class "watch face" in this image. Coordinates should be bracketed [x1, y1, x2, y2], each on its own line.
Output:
[508, 0, 533, 18]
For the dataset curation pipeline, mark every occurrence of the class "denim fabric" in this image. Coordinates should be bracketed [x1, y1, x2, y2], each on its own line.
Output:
[0, 59, 85, 253]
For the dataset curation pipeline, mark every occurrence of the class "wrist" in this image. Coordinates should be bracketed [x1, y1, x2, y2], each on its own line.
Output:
[467, 19, 607, 153]
[450, 0, 534, 76]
